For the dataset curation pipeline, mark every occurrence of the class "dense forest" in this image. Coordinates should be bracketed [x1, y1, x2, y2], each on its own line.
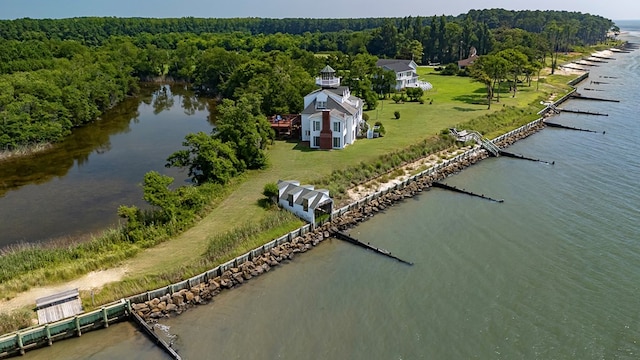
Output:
[0, 10, 615, 150]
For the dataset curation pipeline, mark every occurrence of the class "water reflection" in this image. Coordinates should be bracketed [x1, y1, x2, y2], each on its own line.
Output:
[0, 84, 214, 247]
[0, 92, 141, 198]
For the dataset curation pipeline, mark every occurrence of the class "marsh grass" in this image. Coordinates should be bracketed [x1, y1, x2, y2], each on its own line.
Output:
[0, 308, 33, 334]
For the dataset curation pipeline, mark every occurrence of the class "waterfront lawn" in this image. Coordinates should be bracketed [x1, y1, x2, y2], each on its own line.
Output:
[92, 70, 563, 280]
[0, 65, 576, 316]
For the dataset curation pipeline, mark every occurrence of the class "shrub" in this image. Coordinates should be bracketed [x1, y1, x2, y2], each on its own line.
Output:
[362, 113, 370, 121]
[406, 87, 424, 101]
[373, 121, 386, 135]
[441, 63, 460, 76]
[394, 111, 401, 119]
[262, 182, 279, 205]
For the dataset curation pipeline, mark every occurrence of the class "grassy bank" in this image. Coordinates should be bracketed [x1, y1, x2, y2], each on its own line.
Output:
[0, 60, 578, 332]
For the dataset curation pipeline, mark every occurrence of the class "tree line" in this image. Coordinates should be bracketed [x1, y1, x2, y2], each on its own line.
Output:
[0, 10, 615, 150]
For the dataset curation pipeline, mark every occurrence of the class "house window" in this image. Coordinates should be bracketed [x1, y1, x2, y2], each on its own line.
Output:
[316, 101, 326, 109]
[333, 137, 341, 148]
[313, 136, 320, 147]
[313, 121, 320, 131]
[305, 130, 310, 137]
[287, 194, 293, 207]
[303, 199, 308, 212]
[333, 122, 341, 132]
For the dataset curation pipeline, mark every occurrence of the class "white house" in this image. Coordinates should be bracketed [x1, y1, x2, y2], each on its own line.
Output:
[277, 180, 333, 224]
[376, 59, 433, 91]
[301, 65, 365, 150]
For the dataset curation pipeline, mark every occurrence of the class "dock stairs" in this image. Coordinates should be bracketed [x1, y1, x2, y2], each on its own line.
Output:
[449, 128, 501, 157]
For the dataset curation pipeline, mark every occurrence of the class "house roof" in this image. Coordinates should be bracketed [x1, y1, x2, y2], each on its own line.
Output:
[320, 65, 336, 73]
[376, 59, 416, 73]
[278, 180, 332, 210]
[307, 85, 350, 97]
[36, 288, 83, 324]
[301, 93, 359, 117]
[457, 56, 478, 67]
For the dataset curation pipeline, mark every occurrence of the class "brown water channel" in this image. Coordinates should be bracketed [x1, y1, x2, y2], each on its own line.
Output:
[0, 84, 215, 248]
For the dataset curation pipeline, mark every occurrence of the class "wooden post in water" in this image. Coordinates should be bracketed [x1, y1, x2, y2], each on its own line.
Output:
[102, 307, 109, 328]
[75, 316, 82, 337]
[45, 324, 52, 345]
[16, 333, 24, 355]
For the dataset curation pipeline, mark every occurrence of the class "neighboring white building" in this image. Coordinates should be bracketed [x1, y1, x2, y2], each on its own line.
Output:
[301, 65, 365, 150]
[376, 59, 433, 91]
[277, 180, 333, 224]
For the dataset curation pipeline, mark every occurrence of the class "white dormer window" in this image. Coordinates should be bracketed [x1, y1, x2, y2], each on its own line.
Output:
[316, 93, 328, 109]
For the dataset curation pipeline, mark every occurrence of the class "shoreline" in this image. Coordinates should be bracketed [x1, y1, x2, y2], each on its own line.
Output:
[0, 51, 597, 337]
[0, 71, 584, 357]
[0, 74, 580, 313]
[0, 143, 54, 164]
[127, 119, 547, 323]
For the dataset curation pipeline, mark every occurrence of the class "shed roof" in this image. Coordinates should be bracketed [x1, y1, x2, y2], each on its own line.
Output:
[36, 289, 83, 324]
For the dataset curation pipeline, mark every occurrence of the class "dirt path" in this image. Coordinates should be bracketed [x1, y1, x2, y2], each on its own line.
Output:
[0, 267, 128, 311]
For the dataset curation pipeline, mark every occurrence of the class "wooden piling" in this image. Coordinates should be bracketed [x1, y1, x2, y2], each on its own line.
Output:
[498, 150, 555, 165]
[432, 182, 504, 203]
[333, 232, 413, 266]
[570, 93, 620, 102]
[557, 108, 608, 116]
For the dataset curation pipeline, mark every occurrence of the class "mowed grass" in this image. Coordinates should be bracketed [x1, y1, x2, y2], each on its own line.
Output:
[119, 68, 565, 277]
[2, 66, 575, 308]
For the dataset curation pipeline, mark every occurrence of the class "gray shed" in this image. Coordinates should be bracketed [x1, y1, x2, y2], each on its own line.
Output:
[36, 289, 84, 324]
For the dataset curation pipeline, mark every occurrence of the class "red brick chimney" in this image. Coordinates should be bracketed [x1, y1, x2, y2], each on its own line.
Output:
[320, 110, 332, 150]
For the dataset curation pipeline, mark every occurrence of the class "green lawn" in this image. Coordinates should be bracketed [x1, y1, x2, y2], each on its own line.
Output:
[1, 65, 576, 313]
[117, 68, 569, 277]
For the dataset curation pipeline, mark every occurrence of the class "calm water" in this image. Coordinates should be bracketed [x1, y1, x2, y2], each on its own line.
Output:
[23, 28, 640, 359]
[0, 85, 214, 247]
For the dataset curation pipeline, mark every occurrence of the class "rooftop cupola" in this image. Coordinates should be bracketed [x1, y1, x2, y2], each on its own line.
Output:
[316, 65, 340, 88]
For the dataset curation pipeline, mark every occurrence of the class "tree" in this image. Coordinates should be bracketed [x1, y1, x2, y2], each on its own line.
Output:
[405, 87, 424, 102]
[469, 54, 508, 109]
[214, 94, 274, 170]
[397, 39, 424, 63]
[142, 171, 179, 222]
[372, 67, 396, 98]
[166, 132, 241, 185]
[497, 49, 528, 97]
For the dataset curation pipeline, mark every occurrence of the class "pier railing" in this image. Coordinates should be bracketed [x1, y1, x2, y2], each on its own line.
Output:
[0, 300, 129, 358]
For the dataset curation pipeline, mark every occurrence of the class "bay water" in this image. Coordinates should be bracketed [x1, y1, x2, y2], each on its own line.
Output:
[23, 27, 640, 359]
